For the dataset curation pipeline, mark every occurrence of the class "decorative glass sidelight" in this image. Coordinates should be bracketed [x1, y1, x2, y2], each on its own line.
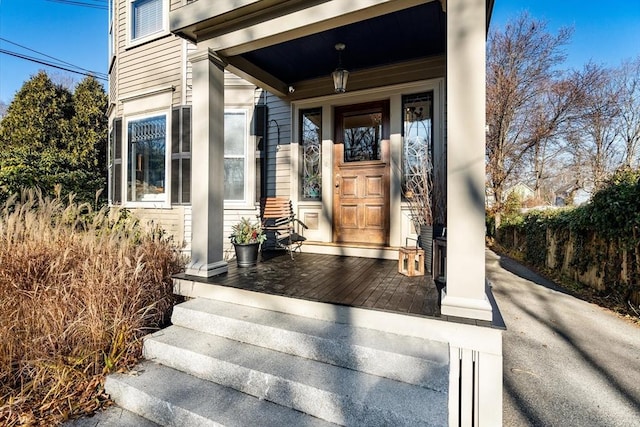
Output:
[300, 109, 322, 200]
[402, 92, 433, 195]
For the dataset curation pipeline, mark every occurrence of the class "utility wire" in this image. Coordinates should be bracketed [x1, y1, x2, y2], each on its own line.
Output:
[0, 49, 108, 81]
[44, 0, 107, 10]
[0, 37, 107, 79]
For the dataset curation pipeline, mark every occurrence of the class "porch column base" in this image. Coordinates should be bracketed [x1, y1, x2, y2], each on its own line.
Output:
[185, 260, 228, 278]
[441, 289, 492, 321]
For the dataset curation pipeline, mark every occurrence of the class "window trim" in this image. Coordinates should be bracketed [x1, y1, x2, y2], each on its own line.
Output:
[108, 117, 123, 205]
[127, 0, 170, 48]
[224, 108, 252, 206]
[122, 110, 172, 208]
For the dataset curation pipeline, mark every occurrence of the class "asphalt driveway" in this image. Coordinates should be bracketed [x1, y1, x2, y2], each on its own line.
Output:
[486, 249, 640, 426]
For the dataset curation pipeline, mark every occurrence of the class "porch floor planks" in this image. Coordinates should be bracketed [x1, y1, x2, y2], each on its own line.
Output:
[305, 256, 372, 302]
[178, 252, 440, 318]
[340, 259, 395, 307]
[322, 257, 387, 305]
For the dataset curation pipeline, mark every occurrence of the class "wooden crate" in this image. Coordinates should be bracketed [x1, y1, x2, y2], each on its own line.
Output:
[398, 247, 425, 277]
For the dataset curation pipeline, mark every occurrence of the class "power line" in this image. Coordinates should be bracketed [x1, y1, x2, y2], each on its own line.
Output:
[0, 49, 108, 81]
[44, 0, 107, 10]
[0, 37, 107, 79]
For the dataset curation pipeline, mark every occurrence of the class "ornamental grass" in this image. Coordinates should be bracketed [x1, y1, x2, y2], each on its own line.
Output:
[0, 190, 184, 426]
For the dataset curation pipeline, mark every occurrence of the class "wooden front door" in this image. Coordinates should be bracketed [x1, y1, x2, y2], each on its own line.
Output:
[333, 101, 390, 245]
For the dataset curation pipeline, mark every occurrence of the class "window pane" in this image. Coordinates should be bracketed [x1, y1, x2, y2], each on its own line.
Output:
[132, 0, 162, 40]
[300, 109, 321, 200]
[344, 112, 382, 162]
[224, 110, 246, 201]
[224, 158, 245, 200]
[224, 112, 246, 156]
[128, 115, 166, 202]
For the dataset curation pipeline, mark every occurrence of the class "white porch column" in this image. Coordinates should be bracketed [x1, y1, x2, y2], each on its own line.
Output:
[440, 0, 492, 321]
[185, 48, 228, 277]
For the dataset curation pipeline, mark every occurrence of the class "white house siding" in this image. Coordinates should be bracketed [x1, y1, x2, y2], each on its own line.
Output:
[109, 60, 117, 111]
[182, 205, 191, 254]
[130, 206, 187, 248]
[112, 0, 186, 117]
[118, 38, 183, 108]
[184, 41, 196, 105]
[275, 145, 291, 198]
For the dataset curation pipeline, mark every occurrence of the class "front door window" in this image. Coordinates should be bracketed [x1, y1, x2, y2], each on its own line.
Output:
[343, 112, 382, 162]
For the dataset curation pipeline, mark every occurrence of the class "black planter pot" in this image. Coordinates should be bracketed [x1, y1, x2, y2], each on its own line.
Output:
[233, 242, 260, 267]
[419, 225, 433, 274]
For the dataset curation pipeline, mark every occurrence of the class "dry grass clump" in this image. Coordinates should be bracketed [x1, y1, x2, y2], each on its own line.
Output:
[0, 190, 184, 425]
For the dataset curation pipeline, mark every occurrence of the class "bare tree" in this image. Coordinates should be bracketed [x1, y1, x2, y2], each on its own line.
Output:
[486, 13, 573, 225]
[569, 63, 623, 192]
[616, 57, 640, 168]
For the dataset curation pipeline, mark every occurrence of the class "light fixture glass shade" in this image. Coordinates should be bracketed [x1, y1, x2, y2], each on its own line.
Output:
[332, 68, 349, 93]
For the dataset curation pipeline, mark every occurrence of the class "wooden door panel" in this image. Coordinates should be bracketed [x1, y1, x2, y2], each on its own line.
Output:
[364, 204, 384, 228]
[364, 175, 383, 196]
[339, 204, 359, 228]
[341, 176, 359, 197]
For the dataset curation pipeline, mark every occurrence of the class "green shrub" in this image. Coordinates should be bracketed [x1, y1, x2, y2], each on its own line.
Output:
[495, 169, 640, 318]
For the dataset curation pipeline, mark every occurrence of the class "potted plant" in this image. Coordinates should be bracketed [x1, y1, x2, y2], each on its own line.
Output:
[229, 217, 267, 267]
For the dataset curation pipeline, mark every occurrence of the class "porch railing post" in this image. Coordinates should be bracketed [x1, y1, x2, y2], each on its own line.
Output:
[185, 48, 228, 277]
[441, 0, 492, 321]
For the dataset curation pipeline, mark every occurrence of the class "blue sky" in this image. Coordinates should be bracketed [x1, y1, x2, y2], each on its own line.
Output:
[491, 0, 640, 70]
[0, 0, 107, 103]
[0, 0, 639, 103]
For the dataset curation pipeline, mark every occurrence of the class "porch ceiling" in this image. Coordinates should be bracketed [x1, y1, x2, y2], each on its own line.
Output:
[238, 2, 445, 85]
[172, 1, 446, 96]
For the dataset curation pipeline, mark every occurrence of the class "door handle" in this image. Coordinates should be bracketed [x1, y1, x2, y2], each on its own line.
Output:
[335, 174, 340, 188]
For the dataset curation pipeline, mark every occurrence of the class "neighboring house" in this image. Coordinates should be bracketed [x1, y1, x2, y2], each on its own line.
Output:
[554, 182, 591, 206]
[107, 0, 501, 425]
[504, 182, 535, 203]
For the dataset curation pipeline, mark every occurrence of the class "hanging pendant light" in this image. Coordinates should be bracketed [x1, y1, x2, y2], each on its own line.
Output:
[332, 43, 349, 93]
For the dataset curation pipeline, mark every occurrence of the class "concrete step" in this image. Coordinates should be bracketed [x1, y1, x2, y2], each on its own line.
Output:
[65, 406, 160, 427]
[171, 297, 449, 391]
[143, 324, 448, 426]
[105, 360, 336, 427]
